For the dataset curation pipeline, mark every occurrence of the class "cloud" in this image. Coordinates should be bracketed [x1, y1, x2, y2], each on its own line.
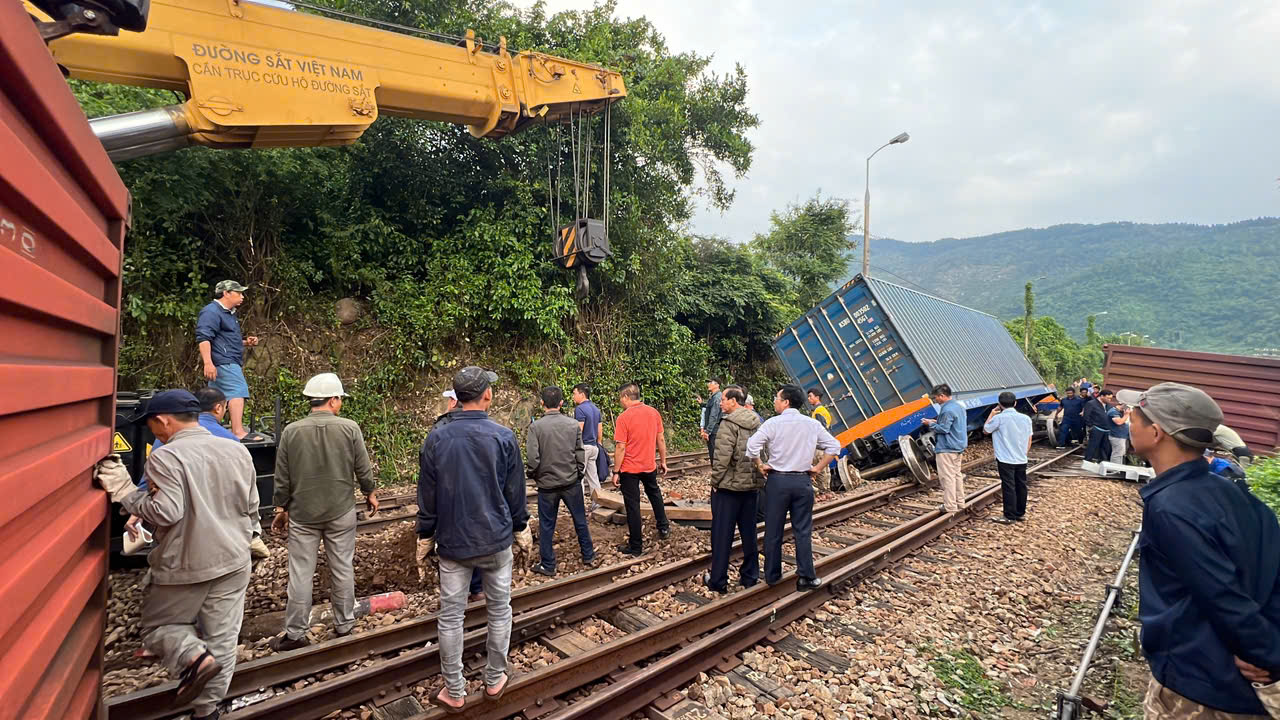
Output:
[515, 0, 1280, 242]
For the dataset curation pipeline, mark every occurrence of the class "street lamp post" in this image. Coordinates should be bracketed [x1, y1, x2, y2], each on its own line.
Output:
[862, 131, 910, 279]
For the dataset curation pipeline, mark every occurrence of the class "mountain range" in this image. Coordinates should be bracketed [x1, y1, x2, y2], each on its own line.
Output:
[850, 218, 1280, 354]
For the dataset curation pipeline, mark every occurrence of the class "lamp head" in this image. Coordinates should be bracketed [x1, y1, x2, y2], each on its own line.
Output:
[890, 132, 910, 144]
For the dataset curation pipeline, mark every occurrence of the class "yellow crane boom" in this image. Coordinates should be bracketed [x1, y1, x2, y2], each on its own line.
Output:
[29, 0, 626, 159]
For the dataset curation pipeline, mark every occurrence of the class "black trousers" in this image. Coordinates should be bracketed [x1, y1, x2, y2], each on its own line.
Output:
[706, 432, 717, 463]
[619, 470, 669, 551]
[997, 461, 1028, 519]
[763, 471, 815, 585]
[708, 488, 759, 589]
[1086, 427, 1111, 462]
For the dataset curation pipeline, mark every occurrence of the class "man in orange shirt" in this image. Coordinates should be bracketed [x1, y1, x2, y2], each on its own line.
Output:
[611, 382, 671, 555]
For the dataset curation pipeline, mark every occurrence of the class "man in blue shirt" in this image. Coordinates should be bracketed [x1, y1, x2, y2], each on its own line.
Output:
[983, 392, 1033, 523]
[1057, 387, 1086, 447]
[572, 383, 607, 509]
[195, 280, 260, 440]
[1107, 399, 1131, 464]
[1119, 382, 1280, 718]
[921, 383, 968, 513]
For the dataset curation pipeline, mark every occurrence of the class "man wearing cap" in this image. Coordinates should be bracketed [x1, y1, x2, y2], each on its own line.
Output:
[270, 373, 379, 651]
[1082, 388, 1113, 462]
[1120, 382, 1280, 719]
[418, 367, 532, 711]
[1106, 397, 1132, 464]
[133, 387, 269, 560]
[745, 394, 763, 423]
[417, 388, 486, 602]
[527, 386, 595, 576]
[1215, 424, 1256, 467]
[196, 280, 260, 440]
[701, 378, 724, 463]
[94, 390, 259, 719]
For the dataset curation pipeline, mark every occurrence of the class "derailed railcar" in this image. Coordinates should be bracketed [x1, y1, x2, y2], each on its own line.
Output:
[772, 275, 1056, 482]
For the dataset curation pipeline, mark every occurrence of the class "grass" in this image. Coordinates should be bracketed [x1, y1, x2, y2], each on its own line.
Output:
[925, 647, 1014, 716]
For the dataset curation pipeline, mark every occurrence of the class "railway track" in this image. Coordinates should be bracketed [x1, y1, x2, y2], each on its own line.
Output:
[107, 443, 1075, 720]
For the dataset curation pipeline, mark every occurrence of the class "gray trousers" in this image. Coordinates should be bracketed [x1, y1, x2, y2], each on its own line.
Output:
[438, 546, 513, 697]
[141, 565, 250, 716]
[583, 443, 601, 497]
[285, 507, 357, 639]
[1110, 437, 1128, 464]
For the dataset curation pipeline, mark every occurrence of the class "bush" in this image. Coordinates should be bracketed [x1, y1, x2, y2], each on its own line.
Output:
[1247, 456, 1280, 516]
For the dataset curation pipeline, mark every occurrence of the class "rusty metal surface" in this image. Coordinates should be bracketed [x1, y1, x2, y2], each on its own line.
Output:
[1104, 344, 1280, 453]
[0, 6, 130, 720]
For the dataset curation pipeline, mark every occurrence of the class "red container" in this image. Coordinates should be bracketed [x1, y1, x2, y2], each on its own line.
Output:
[1104, 344, 1280, 455]
[0, 4, 130, 718]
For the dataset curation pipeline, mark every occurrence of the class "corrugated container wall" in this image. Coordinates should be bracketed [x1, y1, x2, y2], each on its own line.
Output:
[1104, 344, 1280, 454]
[773, 275, 1047, 438]
[0, 6, 129, 720]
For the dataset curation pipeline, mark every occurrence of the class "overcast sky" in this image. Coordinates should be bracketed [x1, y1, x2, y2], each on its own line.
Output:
[516, 0, 1280, 242]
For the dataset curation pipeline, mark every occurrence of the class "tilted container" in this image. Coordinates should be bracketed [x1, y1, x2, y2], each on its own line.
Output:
[772, 275, 1053, 466]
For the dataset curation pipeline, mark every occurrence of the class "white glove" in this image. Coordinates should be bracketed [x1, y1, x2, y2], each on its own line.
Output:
[513, 526, 533, 557]
[95, 454, 138, 504]
[416, 538, 435, 583]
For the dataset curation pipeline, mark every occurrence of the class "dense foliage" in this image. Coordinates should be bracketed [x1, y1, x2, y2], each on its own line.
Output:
[74, 0, 855, 478]
[864, 219, 1280, 354]
[1247, 455, 1280, 517]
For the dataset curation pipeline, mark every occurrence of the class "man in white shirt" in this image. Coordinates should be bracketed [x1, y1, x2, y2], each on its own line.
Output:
[982, 391, 1033, 524]
[746, 384, 839, 591]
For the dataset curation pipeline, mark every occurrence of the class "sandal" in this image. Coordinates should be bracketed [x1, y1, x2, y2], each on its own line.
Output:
[174, 650, 221, 707]
[433, 686, 466, 714]
[485, 672, 511, 700]
[239, 432, 268, 444]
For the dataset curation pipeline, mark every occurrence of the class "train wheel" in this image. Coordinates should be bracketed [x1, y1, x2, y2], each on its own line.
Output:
[837, 455, 863, 491]
[899, 436, 932, 485]
[1044, 414, 1058, 446]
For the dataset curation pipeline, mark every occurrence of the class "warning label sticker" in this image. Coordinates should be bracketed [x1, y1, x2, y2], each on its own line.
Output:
[113, 432, 133, 453]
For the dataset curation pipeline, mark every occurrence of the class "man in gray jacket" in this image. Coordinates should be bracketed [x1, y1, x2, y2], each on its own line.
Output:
[704, 385, 763, 593]
[270, 373, 379, 651]
[528, 386, 595, 576]
[701, 377, 724, 463]
[95, 390, 258, 720]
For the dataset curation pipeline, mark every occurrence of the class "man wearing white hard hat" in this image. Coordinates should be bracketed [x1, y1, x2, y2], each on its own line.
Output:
[269, 373, 379, 651]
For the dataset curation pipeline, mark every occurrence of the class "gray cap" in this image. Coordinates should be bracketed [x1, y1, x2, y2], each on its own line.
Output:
[1115, 382, 1223, 448]
[453, 366, 498, 402]
[1214, 424, 1246, 452]
[215, 280, 248, 294]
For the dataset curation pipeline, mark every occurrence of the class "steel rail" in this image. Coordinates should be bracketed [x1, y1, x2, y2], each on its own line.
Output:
[206, 481, 921, 720]
[532, 445, 1084, 720]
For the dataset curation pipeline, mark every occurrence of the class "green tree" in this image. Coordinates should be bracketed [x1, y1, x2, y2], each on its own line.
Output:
[751, 193, 857, 310]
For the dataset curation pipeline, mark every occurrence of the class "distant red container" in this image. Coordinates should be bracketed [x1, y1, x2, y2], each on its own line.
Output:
[1104, 344, 1280, 455]
[0, 4, 129, 718]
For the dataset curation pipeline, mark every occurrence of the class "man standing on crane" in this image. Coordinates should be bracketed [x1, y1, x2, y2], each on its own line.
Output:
[195, 280, 261, 441]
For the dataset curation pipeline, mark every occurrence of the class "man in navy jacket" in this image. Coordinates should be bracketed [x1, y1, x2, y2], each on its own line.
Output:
[415, 367, 531, 712]
[1120, 382, 1280, 718]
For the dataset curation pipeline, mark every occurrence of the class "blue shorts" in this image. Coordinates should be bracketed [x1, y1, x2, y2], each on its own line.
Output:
[210, 363, 250, 400]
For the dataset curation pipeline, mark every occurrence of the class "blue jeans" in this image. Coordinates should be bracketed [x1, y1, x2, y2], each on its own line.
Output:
[438, 547, 512, 698]
[1058, 418, 1084, 446]
[763, 471, 816, 584]
[709, 488, 759, 589]
[537, 485, 595, 571]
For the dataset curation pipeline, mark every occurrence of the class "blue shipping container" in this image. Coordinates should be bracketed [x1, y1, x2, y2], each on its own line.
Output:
[772, 275, 1052, 447]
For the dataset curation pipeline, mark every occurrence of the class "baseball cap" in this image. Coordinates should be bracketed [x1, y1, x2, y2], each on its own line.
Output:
[441, 389, 457, 400]
[453, 366, 498, 402]
[302, 372, 349, 398]
[215, 280, 248, 294]
[1115, 382, 1223, 448]
[138, 389, 201, 418]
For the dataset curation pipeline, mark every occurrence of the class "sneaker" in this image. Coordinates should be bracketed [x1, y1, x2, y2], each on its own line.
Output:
[583, 555, 602, 568]
[531, 564, 556, 577]
[616, 543, 643, 557]
[657, 528, 671, 540]
[702, 572, 728, 594]
[991, 516, 1016, 525]
[269, 634, 309, 652]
